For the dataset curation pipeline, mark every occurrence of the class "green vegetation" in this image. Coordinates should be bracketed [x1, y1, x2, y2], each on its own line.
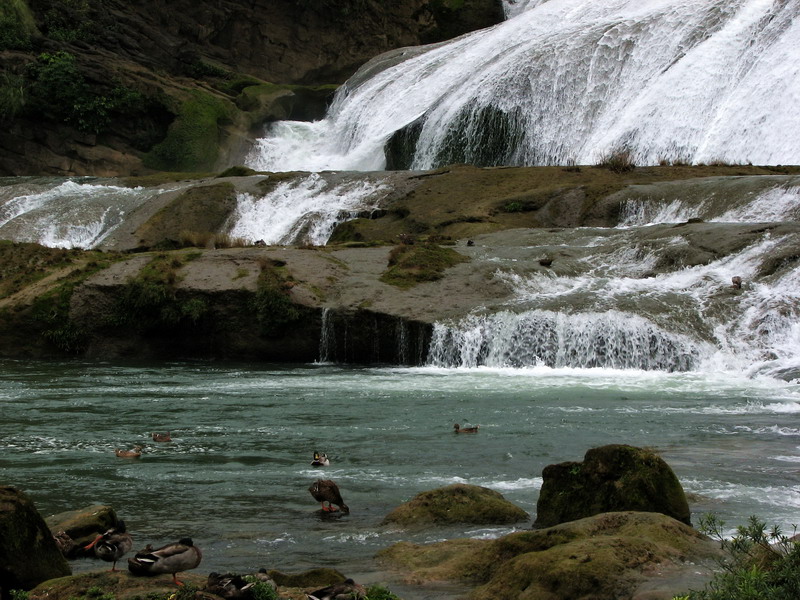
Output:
[0, 71, 26, 122]
[596, 148, 636, 173]
[217, 165, 258, 178]
[678, 514, 800, 600]
[381, 242, 468, 289]
[23, 51, 146, 134]
[0, 0, 36, 49]
[365, 585, 402, 600]
[144, 90, 234, 172]
[242, 577, 279, 600]
[250, 258, 301, 335]
[110, 253, 208, 332]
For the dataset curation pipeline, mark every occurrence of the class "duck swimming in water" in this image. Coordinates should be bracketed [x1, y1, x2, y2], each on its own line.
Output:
[311, 451, 330, 467]
[84, 521, 133, 571]
[152, 432, 171, 442]
[453, 423, 479, 433]
[308, 479, 349, 513]
[128, 537, 202, 585]
[115, 446, 143, 458]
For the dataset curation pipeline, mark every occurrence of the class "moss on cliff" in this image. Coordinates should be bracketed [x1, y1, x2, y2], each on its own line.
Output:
[381, 242, 468, 289]
[144, 90, 235, 172]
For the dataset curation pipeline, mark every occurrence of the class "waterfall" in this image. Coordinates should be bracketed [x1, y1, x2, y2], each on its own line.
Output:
[319, 307, 334, 363]
[247, 0, 800, 171]
[426, 178, 800, 378]
[227, 173, 389, 246]
[0, 178, 166, 249]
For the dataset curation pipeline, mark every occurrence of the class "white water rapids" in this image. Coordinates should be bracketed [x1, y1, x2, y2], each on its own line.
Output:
[246, 0, 800, 171]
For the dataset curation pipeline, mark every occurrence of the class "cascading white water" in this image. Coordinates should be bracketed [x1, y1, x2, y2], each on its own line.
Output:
[247, 0, 800, 171]
[0, 178, 175, 249]
[427, 180, 800, 378]
[227, 173, 389, 245]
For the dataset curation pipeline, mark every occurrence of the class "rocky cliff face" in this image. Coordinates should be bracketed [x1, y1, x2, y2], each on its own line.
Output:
[0, 0, 503, 176]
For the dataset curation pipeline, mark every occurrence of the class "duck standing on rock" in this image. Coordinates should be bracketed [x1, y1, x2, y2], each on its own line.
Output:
[84, 520, 133, 571]
[308, 479, 349, 513]
[128, 537, 202, 585]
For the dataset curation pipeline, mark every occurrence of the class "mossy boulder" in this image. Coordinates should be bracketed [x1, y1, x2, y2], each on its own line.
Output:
[266, 567, 346, 588]
[533, 444, 691, 529]
[378, 511, 722, 600]
[134, 183, 238, 248]
[45, 505, 119, 551]
[0, 486, 71, 596]
[382, 484, 529, 526]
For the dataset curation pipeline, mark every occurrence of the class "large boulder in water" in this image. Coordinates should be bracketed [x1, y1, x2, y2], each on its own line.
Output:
[382, 483, 529, 526]
[534, 444, 691, 528]
[0, 486, 71, 597]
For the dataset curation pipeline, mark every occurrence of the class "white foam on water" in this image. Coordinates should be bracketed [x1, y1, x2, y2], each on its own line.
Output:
[228, 173, 389, 245]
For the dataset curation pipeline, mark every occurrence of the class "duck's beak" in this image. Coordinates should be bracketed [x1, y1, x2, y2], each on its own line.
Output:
[84, 534, 102, 550]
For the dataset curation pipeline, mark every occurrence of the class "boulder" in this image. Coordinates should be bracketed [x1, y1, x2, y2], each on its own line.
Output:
[0, 486, 71, 597]
[533, 444, 691, 529]
[382, 483, 529, 526]
[45, 505, 119, 554]
[378, 511, 722, 600]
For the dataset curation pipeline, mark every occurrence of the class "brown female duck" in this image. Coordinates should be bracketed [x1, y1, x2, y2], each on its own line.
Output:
[453, 423, 479, 433]
[128, 537, 202, 585]
[308, 479, 349, 513]
[84, 521, 133, 571]
[152, 432, 171, 442]
[115, 445, 143, 458]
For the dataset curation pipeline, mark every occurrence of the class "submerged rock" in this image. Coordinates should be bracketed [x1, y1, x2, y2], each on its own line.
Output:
[382, 483, 529, 526]
[533, 444, 691, 528]
[0, 486, 71, 597]
[378, 511, 722, 600]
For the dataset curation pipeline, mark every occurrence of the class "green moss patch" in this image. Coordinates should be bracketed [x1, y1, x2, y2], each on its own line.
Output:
[382, 484, 529, 526]
[144, 90, 234, 172]
[380, 243, 468, 289]
[249, 258, 301, 335]
[134, 182, 238, 249]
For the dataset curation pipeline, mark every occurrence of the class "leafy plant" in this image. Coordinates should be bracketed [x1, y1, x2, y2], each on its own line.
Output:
[249, 258, 300, 335]
[679, 514, 800, 599]
[242, 576, 279, 600]
[365, 584, 402, 600]
[0, 0, 35, 49]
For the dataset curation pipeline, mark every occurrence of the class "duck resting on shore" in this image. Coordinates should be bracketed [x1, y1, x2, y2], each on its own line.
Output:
[128, 537, 202, 585]
[454, 423, 479, 433]
[308, 479, 349, 513]
[84, 520, 133, 571]
[306, 578, 366, 600]
[311, 451, 330, 467]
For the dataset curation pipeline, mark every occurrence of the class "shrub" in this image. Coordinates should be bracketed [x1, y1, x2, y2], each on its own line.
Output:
[249, 259, 300, 335]
[597, 149, 636, 173]
[365, 585, 402, 600]
[679, 514, 800, 599]
[0, 0, 35, 50]
[0, 71, 26, 122]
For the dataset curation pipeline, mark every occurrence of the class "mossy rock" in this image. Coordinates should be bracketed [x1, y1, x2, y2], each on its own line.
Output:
[134, 182, 238, 248]
[378, 511, 721, 600]
[0, 486, 71, 593]
[266, 567, 345, 588]
[45, 504, 119, 547]
[382, 484, 529, 527]
[533, 444, 691, 528]
[29, 569, 208, 600]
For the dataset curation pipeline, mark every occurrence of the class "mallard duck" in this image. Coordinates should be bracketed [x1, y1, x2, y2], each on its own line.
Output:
[84, 521, 133, 571]
[454, 423, 479, 433]
[308, 479, 349, 513]
[115, 445, 143, 458]
[127, 537, 202, 585]
[152, 432, 171, 442]
[306, 578, 366, 600]
[205, 572, 256, 600]
[311, 451, 330, 467]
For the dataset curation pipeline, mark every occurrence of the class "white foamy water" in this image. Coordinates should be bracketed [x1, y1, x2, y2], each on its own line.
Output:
[228, 174, 389, 245]
[248, 0, 800, 171]
[0, 179, 165, 248]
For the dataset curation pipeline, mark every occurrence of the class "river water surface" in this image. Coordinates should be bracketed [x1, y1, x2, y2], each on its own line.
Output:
[2, 359, 799, 593]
